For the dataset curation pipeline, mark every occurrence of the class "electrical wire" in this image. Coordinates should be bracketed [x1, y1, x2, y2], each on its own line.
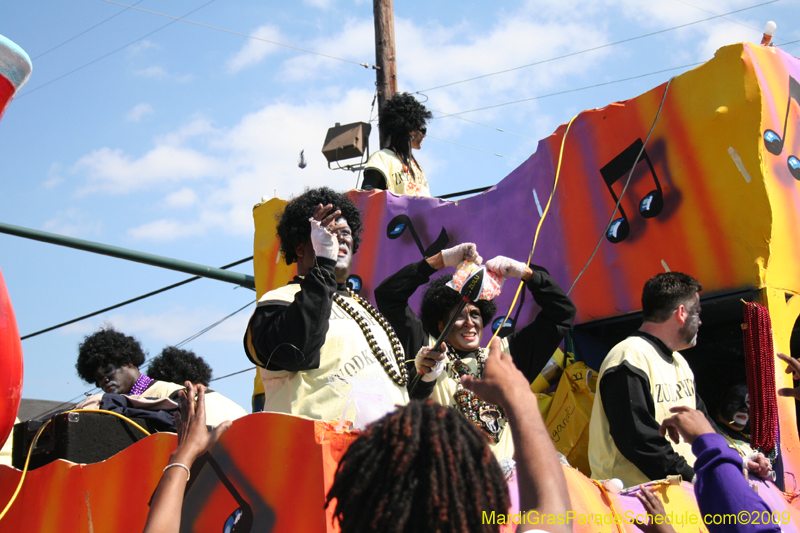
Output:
[435, 62, 700, 118]
[20, 257, 253, 340]
[566, 77, 674, 296]
[99, 0, 375, 69]
[172, 300, 255, 349]
[413, 0, 778, 94]
[31, 0, 146, 60]
[425, 135, 523, 162]
[485, 114, 578, 348]
[0, 408, 150, 522]
[428, 108, 539, 140]
[16, 0, 219, 99]
[209, 367, 256, 383]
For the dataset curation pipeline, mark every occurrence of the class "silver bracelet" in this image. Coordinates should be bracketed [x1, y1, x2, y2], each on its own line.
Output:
[163, 462, 191, 481]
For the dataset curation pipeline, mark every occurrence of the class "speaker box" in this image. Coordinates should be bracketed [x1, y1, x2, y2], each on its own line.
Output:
[12, 411, 158, 470]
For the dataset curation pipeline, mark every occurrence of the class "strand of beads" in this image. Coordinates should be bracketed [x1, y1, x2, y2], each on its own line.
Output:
[129, 374, 154, 396]
[446, 344, 505, 442]
[332, 290, 408, 387]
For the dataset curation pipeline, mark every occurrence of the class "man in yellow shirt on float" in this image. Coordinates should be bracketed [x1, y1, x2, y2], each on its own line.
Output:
[589, 272, 710, 488]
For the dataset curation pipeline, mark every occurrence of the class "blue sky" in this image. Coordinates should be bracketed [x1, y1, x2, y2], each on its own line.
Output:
[1, 0, 797, 414]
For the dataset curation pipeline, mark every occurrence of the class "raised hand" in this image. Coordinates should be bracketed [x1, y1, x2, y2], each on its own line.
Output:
[441, 243, 482, 268]
[485, 256, 530, 279]
[415, 344, 447, 382]
[309, 203, 341, 260]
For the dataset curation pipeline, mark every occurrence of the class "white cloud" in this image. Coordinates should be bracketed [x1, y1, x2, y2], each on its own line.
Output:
[42, 208, 102, 238]
[227, 25, 285, 73]
[129, 40, 159, 55]
[163, 187, 199, 208]
[127, 218, 207, 241]
[135, 66, 165, 78]
[73, 145, 223, 195]
[127, 103, 153, 122]
[43, 162, 64, 188]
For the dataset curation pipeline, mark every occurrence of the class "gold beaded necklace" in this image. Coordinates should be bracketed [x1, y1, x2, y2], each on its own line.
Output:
[332, 289, 408, 387]
[446, 343, 506, 443]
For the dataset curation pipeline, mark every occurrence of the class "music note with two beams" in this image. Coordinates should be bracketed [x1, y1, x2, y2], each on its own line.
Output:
[763, 75, 800, 180]
[599, 138, 663, 244]
[386, 214, 449, 258]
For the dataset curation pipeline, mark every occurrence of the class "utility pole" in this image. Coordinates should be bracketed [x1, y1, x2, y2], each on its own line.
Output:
[373, 0, 397, 148]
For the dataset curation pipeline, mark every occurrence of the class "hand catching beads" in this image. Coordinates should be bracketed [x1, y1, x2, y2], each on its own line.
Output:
[485, 256, 530, 279]
[415, 344, 447, 382]
[777, 352, 800, 399]
[309, 203, 341, 261]
[441, 243, 482, 268]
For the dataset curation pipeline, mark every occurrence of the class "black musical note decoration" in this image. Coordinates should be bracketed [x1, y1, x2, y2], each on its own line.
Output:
[763, 76, 800, 180]
[599, 138, 663, 243]
[386, 214, 449, 258]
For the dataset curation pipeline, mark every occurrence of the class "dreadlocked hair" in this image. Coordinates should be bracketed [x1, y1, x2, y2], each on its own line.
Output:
[276, 187, 363, 265]
[326, 400, 509, 533]
[420, 275, 497, 338]
[381, 92, 432, 176]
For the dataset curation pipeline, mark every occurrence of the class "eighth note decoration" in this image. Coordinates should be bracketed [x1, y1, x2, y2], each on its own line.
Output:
[763, 76, 800, 181]
[599, 138, 663, 243]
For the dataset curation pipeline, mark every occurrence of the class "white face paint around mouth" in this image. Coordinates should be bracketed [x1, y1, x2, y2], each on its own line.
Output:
[733, 411, 749, 426]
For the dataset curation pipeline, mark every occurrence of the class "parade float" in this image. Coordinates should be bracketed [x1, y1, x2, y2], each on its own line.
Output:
[3, 30, 800, 531]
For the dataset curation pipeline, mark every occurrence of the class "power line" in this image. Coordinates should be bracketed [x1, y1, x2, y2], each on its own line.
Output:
[20, 256, 253, 340]
[429, 109, 538, 140]
[413, 0, 778, 94]
[210, 366, 256, 383]
[671, 0, 796, 47]
[99, 0, 376, 69]
[426, 135, 523, 162]
[31, 0, 145, 60]
[435, 61, 702, 118]
[16, 0, 219, 99]
[174, 300, 254, 348]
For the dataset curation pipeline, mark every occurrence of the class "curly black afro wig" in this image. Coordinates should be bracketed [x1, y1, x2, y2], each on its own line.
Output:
[420, 275, 497, 338]
[381, 92, 432, 158]
[147, 346, 212, 386]
[277, 187, 363, 266]
[76, 326, 146, 384]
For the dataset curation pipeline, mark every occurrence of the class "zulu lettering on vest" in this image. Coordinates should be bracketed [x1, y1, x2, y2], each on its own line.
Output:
[588, 335, 698, 487]
[256, 283, 409, 429]
[655, 379, 696, 403]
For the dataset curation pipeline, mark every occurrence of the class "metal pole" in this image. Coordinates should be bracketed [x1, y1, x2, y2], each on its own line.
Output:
[0, 221, 255, 289]
[373, 0, 398, 148]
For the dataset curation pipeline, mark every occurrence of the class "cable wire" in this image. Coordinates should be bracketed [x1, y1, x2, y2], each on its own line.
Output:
[16, 0, 219, 99]
[0, 408, 150, 522]
[99, 0, 375, 68]
[31, 0, 145, 60]
[172, 300, 255, 349]
[485, 114, 578, 347]
[426, 135, 523, 162]
[20, 257, 253, 340]
[436, 62, 700, 118]
[413, 0, 778, 94]
[566, 77, 674, 296]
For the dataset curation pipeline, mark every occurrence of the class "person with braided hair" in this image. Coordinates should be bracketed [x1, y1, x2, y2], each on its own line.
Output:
[326, 338, 572, 533]
[374, 245, 575, 461]
[589, 272, 712, 488]
[244, 187, 409, 429]
[362, 92, 432, 196]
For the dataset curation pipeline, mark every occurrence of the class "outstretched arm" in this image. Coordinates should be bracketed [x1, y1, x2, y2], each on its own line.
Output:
[462, 339, 571, 533]
[143, 383, 232, 533]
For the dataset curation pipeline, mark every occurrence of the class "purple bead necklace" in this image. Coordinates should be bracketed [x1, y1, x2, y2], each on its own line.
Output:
[129, 374, 154, 396]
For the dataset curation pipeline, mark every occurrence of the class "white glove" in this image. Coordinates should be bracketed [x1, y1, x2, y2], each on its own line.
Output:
[441, 243, 482, 268]
[486, 256, 528, 278]
[415, 346, 446, 382]
[309, 217, 338, 261]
